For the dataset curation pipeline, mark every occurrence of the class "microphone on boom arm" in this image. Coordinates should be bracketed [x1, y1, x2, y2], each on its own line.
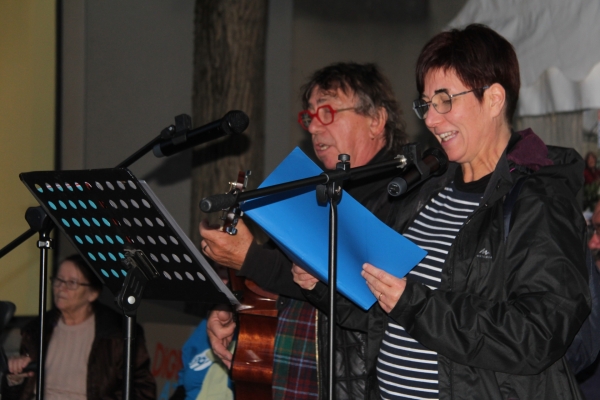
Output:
[387, 146, 448, 197]
[153, 110, 249, 158]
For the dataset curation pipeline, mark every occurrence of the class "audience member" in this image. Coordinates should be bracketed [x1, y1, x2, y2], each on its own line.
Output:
[584, 151, 600, 185]
[584, 151, 600, 211]
[577, 201, 600, 398]
[2, 254, 156, 400]
[169, 319, 232, 400]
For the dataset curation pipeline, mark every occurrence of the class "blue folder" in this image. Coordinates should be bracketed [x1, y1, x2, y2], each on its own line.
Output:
[242, 148, 426, 310]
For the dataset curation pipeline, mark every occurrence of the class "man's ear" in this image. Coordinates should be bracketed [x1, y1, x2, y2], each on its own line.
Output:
[486, 83, 506, 119]
[370, 106, 388, 139]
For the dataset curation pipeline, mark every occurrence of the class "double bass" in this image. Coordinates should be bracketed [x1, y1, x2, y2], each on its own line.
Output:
[219, 171, 278, 400]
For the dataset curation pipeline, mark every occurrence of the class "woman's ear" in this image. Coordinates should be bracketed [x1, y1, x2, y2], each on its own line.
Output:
[369, 106, 388, 140]
[87, 289, 100, 303]
[486, 83, 506, 119]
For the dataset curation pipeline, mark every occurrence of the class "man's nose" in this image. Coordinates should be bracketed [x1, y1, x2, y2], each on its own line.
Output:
[307, 116, 325, 135]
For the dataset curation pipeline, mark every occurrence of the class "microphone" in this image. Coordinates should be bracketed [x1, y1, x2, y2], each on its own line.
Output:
[200, 193, 237, 213]
[153, 110, 249, 157]
[387, 147, 448, 197]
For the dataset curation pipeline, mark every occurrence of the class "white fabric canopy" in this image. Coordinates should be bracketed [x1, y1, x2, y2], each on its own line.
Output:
[448, 0, 600, 116]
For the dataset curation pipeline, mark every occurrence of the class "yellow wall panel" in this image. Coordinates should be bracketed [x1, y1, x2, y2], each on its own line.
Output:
[0, 0, 56, 315]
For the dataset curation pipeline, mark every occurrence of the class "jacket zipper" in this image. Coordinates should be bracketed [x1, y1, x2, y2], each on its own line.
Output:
[447, 179, 501, 398]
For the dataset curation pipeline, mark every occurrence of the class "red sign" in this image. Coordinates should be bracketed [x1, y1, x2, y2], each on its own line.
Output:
[151, 342, 183, 381]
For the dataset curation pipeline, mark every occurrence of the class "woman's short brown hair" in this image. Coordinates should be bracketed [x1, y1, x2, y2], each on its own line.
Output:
[62, 253, 103, 293]
[416, 24, 520, 123]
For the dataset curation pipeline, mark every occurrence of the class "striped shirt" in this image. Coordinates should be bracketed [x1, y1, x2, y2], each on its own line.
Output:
[377, 180, 483, 399]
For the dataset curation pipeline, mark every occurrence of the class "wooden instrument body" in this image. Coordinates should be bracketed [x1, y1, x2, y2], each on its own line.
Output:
[229, 272, 278, 400]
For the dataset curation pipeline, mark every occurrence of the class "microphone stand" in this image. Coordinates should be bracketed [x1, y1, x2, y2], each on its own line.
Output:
[201, 153, 409, 397]
[325, 155, 346, 400]
[113, 116, 191, 400]
[115, 115, 185, 169]
[0, 207, 54, 400]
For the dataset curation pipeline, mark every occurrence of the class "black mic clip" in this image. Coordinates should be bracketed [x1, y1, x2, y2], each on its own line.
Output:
[171, 114, 192, 146]
[316, 154, 350, 206]
[403, 142, 429, 179]
[158, 114, 191, 142]
[387, 143, 448, 197]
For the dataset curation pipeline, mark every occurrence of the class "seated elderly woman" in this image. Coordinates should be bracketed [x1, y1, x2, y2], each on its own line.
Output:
[3, 254, 156, 400]
[294, 24, 590, 399]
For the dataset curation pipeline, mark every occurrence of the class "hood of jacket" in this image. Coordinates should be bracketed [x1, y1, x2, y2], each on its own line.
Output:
[506, 128, 584, 197]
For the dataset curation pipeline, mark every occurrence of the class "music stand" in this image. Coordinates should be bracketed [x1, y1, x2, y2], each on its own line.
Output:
[20, 167, 238, 399]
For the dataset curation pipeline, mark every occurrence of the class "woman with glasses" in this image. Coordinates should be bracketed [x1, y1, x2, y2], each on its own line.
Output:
[3, 254, 156, 400]
[295, 24, 590, 399]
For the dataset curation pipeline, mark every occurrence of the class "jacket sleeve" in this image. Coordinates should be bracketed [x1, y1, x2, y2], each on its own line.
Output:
[237, 240, 305, 300]
[389, 189, 591, 375]
[302, 283, 370, 333]
[1, 322, 39, 400]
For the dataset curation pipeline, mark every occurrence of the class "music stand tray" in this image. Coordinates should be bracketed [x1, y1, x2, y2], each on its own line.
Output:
[20, 168, 238, 307]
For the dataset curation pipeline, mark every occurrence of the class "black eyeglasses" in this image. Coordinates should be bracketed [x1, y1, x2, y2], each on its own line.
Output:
[51, 276, 91, 291]
[412, 86, 489, 120]
[297, 105, 356, 130]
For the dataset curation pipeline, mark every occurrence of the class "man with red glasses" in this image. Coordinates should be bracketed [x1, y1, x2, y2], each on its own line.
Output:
[199, 62, 407, 399]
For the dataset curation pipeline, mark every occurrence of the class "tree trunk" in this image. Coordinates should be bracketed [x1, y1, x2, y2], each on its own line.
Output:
[190, 0, 268, 248]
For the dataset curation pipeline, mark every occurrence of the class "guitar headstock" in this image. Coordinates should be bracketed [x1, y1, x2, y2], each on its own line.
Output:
[219, 170, 251, 235]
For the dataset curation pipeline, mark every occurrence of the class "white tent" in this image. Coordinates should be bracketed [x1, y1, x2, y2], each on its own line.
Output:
[448, 0, 600, 117]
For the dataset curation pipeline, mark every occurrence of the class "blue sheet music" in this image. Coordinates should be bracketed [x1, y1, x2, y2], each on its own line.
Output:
[242, 148, 426, 310]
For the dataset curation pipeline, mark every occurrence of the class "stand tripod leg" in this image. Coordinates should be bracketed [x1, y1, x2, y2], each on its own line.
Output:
[123, 313, 136, 400]
[327, 197, 338, 400]
[325, 154, 347, 399]
[36, 229, 53, 400]
[116, 250, 157, 400]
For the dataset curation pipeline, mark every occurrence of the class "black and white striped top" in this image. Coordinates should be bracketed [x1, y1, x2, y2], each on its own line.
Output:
[377, 180, 483, 399]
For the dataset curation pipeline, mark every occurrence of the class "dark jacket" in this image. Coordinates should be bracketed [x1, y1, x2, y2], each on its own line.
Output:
[5, 302, 156, 400]
[238, 148, 400, 399]
[304, 129, 591, 399]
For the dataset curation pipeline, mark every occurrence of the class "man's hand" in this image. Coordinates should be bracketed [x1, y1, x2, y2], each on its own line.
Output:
[362, 263, 406, 313]
[200, 218, 253, 270]
[292, 264, 319, 290]
[207, 308, 236, 369]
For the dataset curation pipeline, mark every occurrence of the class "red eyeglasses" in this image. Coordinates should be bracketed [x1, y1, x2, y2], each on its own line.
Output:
[297, 105, 356, 130]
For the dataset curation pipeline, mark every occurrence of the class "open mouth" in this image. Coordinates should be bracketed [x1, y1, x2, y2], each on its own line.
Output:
[314, 143, 331, 151]
[439, 131, 456, 142]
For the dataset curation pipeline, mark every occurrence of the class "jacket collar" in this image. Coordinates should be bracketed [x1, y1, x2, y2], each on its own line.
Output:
[421, 129, 554, 207]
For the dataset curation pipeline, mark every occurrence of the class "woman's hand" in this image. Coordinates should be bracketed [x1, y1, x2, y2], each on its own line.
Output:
[292, 264, 319, 290]
[6, 355, 34, 386]
[8, 355, 33, 375]
[362, 263, 407, 313]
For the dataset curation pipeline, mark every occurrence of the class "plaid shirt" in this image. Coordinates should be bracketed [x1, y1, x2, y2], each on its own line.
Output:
[272, 298, 319, 399]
